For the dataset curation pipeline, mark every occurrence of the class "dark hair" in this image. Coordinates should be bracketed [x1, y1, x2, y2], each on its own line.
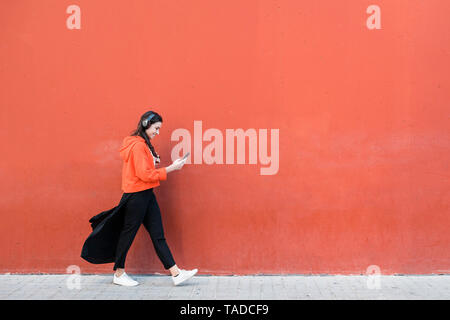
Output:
[130, 110, 163, 159]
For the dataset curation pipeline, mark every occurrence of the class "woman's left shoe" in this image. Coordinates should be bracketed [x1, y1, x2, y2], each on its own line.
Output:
[172, 268, 198, 286]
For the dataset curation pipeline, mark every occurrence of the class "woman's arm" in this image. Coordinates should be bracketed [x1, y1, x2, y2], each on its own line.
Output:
[132, 143, 167, 182]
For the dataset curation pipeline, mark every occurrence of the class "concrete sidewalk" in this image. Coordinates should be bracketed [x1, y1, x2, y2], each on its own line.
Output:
[0, 274, 449, 300]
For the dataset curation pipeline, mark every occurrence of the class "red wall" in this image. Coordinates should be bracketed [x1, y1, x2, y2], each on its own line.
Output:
[0, 0, 449, 275]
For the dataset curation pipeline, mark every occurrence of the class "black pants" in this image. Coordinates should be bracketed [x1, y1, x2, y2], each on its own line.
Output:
[113, 188, 176, 271]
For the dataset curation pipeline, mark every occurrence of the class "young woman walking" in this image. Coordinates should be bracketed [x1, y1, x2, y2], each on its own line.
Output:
[81, 110, 197, 286]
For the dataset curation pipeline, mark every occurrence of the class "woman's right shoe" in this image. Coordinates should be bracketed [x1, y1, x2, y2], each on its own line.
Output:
[172, 268, 198, 286]
[113, 272, 139, 286]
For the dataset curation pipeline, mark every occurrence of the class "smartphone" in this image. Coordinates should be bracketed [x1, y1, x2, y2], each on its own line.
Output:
[181, 152, 190, 160]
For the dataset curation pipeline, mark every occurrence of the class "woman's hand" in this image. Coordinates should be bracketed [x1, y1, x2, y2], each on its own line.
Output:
[166, 158, 187, 173]
[172, 158, 187, 170]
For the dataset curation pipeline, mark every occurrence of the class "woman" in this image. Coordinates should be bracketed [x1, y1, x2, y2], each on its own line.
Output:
[81, 110, 197, 286]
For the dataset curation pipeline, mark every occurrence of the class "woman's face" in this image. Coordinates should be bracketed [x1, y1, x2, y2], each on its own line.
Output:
[146, 121, 162, 140]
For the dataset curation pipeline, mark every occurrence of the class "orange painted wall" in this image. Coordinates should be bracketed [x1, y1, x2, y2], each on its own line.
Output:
[0, 0, 449, 275]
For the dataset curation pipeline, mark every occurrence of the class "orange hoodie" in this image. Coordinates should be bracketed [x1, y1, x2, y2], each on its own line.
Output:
[119, 135, 167, 193]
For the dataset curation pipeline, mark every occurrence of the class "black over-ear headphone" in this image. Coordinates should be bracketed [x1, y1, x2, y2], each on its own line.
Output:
[142, 113, 155, 128]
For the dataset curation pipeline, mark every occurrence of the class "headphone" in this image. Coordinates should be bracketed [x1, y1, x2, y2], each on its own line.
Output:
[142, 113, 155, 128]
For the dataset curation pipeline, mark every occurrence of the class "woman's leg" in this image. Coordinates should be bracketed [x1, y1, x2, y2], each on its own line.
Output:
[142, 191, 178, 275]
[115, 268, 125, 277]
[169, 264, 181, 277]
[113, 191, 149, 273]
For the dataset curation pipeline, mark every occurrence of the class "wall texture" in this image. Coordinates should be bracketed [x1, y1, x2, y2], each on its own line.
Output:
[0, 0, 449, 275]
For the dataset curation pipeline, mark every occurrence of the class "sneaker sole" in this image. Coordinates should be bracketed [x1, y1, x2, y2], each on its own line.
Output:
[113, 280, 139, 287]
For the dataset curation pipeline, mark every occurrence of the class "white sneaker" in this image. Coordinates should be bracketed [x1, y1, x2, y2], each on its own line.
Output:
[113, 272, 139, 286]
[172, 268, 198, 286]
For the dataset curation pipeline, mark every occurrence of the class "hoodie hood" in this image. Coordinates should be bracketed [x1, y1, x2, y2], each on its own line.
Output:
[119, 135, 146, 162]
